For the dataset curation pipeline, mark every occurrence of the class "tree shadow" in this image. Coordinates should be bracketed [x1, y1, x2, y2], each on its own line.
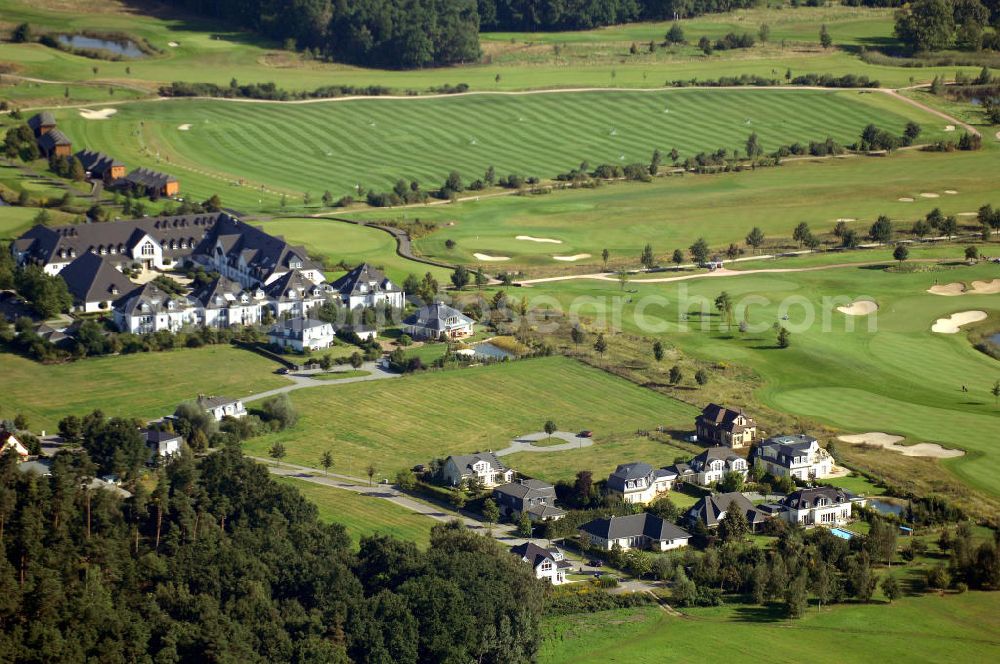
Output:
[730, 604, 787, 623]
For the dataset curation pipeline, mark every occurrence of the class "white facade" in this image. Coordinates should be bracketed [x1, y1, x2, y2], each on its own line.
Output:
[200, 398, 247, 422]
[755, 437, 835, 480]
[268, 319, 336, 352]
[696, 456, 748, 486]
[442, 454, 514, 488]
[779, 489, 866, 527]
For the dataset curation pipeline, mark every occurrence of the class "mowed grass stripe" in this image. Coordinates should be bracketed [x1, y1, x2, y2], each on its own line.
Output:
[55, 89, 947, 208]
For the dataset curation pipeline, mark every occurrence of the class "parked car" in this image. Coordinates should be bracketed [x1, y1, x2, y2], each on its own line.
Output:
[588, 559, 603, 567]
[578, 430, 593, 438]
[276, 367, 290, 375]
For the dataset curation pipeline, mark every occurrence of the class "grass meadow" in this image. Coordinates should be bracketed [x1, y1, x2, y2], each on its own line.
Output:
[0, 345, 286, 431]
[48, 88, 949, 210]
[242, 356, 699, 480]
[275, 477, 434, 548]
[539, 592, 1000, 663]
[347, 148, 1000, 274]
[528, 261, 1000, 498]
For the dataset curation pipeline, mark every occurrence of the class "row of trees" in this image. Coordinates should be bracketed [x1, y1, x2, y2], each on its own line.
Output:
[476, 0, 759, 31]
[895, 0, 1000, 52]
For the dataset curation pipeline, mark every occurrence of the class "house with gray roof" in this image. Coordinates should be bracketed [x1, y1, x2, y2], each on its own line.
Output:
[37, 128, 72, 158]
[262, 269, 332, 318]
[268, 317, 335, 352]
[442, 452, 514, 488]
[687, 447, 749, 486]
[695, 403, 757, 448]
[685, 492, 768, 531]
[117, 167, 179, 197]
[510, 542, 572, 584]
[606, 461, 676, 505]
[493, 479, 566, 521]
[751, 434, 834, 481]
[402, 302, 474, 341]
[579, 513, 691, 552]
[770, 486, 866, 528]
[113, 282, 196, 334]
[75, 149, 126, 182]
[27, 112, 56, 137]
[190, 276, 266, 328]
[194, 395, 246, 421]
[145, 428, 182, 459]
[330, 263, 404, 311]
[58, 252, 133, 312]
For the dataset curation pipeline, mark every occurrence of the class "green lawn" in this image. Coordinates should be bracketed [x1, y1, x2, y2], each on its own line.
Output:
[528, 261, 1000, 498]
[243, 356, 699, 479]
[275, 477, 434, 548]
[310, 370, 370, 380]
[48, 88, 949, 211]
[346, 147, 999, 275]
[0, 345, 287, 431]
[539, 592, 1000, 663]
[0, 204, 46, 240]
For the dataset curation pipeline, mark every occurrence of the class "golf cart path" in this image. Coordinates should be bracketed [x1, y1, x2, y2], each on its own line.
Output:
[494, 431, 595, 456]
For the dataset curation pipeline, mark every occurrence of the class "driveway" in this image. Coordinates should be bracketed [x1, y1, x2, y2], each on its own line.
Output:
[241, 360, 399, 404]
[494, 431, 594, 456]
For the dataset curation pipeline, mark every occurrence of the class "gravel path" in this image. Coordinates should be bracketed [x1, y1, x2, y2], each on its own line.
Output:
[494, 431, 594, 456]
[241, 361, 399, 404]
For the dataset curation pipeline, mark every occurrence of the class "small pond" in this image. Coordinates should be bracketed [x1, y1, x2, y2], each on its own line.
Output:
[57, 34, 146, 58]
[471, 342, 512, 360]
[989, 332, 1000, 346]
[870, 499, 904, 516]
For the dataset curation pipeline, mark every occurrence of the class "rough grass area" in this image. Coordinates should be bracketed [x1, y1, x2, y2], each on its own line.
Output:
[0, 345, 286, 430]
[275, 477, 434, 548]
[539, 592, 1000, 663]
[243, 356, 698, 478]
[51, 89, 947, 210]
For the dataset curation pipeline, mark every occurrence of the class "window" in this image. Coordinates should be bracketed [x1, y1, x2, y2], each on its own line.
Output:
[141, 242, 155, 257]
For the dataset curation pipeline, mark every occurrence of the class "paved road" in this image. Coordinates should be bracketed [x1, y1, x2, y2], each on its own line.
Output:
[494, 431, 595, 456]
[241, 361, 399, 404]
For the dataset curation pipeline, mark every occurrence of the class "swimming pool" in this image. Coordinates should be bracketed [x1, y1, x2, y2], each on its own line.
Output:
[830, 528, 855, 540]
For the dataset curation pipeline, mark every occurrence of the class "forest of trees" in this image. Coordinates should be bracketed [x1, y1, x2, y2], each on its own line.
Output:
[894, 0, 1000, 51]
[0, 446, 544, 662]
[161, 0, 760, 68]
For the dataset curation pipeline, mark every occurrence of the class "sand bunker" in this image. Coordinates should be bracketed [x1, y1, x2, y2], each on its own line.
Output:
[838, 432, 964, 458]
[970, 279, 1000, 294]
[931, 310, 987, 333]
[944, 190, 958, 195]
[168, 41, 179, 47]
[837, 300, 878, 316]
[944, 125, 956, 132]
[177, 124, 192, 131]
[898, 197, 914, 202]
[957, 212, 978, 217]
[553, 254, 592, 262]
[995, 130, 1000, 141]
[79, 108, 117, 120]
[836, 217, 857, 223]
[473, 253, 510, 261]
[920, 193, 940, 198]
[928, 282, 965, 296]
[516, 235, 562, 244]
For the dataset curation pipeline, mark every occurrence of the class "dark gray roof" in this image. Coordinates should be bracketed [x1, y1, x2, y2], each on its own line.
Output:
[494, 479, 554, 500]
[697, 403, 754, 431]
[448, 452, 507, 474]
[262, 269, 328, 301]
[691, 446, 744, 468]
[75, 149, 123, 177]
[511, 542, 566, 569]
[210, 217, 322, 284]
[579, 513, 691, 542]
[28, 112, 56, 133]
[114, 282, 192, 316]
[144, 429, 182, 444]
[38, 129, 71, 151]
[402, 302, 473, 331]
[782, 486, 860, 510]
[190, 276, 248, 309]
[606, 461, 657, 493]
[121, 167, 176, 189]
[753, 434, 819, 465]
[526, 503, 567, 519]
[196, 395, 240, 410]
[58, 252, 132, 304]
[686, 492, 763, 528]
[330, 263, 400, 296]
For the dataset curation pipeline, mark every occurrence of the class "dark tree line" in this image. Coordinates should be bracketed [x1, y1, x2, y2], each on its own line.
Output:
[164, 0, 481, 68]
[0, 445, 544, 662]
[477, 0, 758, 31]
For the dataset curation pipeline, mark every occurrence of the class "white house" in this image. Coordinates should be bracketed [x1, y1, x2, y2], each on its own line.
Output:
[330, 263, 405, 311]
[113, 283, 197, 334]
[58, 252, 133, 313]
[268, 317, 336, 352]
[442, 452, 514, 488]
[687, 447, 749, 486]
[772, 486, 866, 527]
[195, 395, 247, 421]
[579, 513, 690, 552]
[0, 431, 29, 459]
[190, 276, 267, 329]
[510, 542, 572, 585]
[606, 462, 675, 505]
[685, 492, 769, 531]
[402, 302, 474, 341]
[751, 434, 835, 481]
[144, 429, 182, 458]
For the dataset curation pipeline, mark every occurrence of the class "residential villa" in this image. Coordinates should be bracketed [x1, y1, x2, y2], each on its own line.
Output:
[493, 479, 566, 522]
[58, 252, 133, 313]
[579, 513, 691, 552]
[262, 270, 333, 319]
[145, 429, 182, 459]
[685, 492, 769, 531]
[763, 486, 866, 528]
[751, 434, 835, 481]
[0, 431, 30, 459]
[330, 263, 405, 311]
[510, 542, 572, 585]
[402, 302, 474, 341]
[685, 447, 749, 487]
[606, 461, 676, 505]
[695, 403, 757, 448]
[189, 276, 268, 329]
[268, 317, 336, 352]
[441, 452, 514, 488]
[195, 395, 247, 422]
[113, 283, 198, 334]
